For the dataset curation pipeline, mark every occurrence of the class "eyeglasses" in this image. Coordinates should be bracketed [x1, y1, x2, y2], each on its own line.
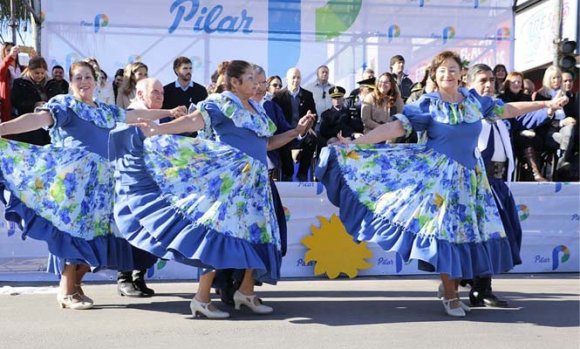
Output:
[270, 83, 281, 88]
[436, 68, 459, 75]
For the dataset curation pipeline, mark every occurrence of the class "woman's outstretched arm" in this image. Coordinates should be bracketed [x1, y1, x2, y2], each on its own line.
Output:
[0, 111, 53, 137]
[339, 119, 405, 144]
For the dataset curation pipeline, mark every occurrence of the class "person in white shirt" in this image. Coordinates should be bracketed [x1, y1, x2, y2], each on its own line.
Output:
[307, 65, 334, 127]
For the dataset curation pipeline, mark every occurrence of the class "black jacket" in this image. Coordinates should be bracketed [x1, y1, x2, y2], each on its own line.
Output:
[10, 77, 50, 145]
[272, 87, 317, 127]
[319, 106, 361, 142]
[397, 74, 414, 101]
[46, 79, 69, 99]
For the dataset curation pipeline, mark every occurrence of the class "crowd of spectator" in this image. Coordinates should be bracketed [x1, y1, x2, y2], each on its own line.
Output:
[1, 41, 577, 182]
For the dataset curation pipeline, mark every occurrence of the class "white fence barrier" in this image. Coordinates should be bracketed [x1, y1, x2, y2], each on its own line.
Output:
[0, 182, 578, 282]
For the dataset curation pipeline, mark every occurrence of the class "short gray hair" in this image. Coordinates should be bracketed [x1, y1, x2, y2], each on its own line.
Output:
[467, 64, 492, 84]
[253, 64, 266, 76]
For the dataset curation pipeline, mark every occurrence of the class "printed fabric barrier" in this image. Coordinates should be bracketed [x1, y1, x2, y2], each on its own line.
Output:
[0, 182, 578, 282]
[41, 0, 514, 93]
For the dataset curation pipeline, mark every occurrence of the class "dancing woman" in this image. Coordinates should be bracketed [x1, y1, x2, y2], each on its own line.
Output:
[0, 61, 184, 309]
[316, 51, 567, 317]
[213, 64, 315, 304]
[110, 60, 306, 319]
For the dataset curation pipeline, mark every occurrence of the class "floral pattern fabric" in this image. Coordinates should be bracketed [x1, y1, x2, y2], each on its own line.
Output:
[197, 92, 277, 139]
[143, 135, 281, 249]
[0, 139, 116, 239]
[330, 143, 506, 244]
[36, 95, 126, 144]
[396, 88, 505, 138]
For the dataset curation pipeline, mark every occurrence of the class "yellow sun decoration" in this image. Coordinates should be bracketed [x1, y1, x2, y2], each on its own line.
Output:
[301, 214, 373, 279]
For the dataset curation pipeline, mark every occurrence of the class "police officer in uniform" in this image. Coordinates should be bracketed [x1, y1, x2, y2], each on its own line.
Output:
[319, 86, 364, 144]
[347, 77, 375, 115]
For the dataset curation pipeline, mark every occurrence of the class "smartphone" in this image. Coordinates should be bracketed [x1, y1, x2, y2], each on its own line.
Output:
[18, 52, 30, 66]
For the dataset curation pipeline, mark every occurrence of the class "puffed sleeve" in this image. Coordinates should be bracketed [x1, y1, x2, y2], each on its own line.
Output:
[197, 99, 219, 139]
[35, 95, 73, 129]
[393, 96, 432, 138]
[471, 90, 504, 122]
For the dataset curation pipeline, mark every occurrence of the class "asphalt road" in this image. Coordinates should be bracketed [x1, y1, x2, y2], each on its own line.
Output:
[0, 274, 578, 349]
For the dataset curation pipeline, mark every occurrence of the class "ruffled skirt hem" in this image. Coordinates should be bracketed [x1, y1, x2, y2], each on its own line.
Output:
[111, 126, 281, 284]
[316, 145, 514, 279]
[1, 184, 137, 275]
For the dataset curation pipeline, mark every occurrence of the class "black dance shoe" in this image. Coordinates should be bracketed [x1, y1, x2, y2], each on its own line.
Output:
[117, 282, 144, 297]
[133, 279, 155, 297]
[469, 276, 509, 308]
[469, 289, 509, 308]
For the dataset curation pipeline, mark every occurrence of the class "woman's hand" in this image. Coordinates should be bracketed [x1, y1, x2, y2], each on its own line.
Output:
[9, 46, 19, 59]
[170, 106, 187, 118]
[295, 111, 316, 136]
[546, 96, 569, 110]
[131, 118, 159, 137]
[336, 131, 353, 144]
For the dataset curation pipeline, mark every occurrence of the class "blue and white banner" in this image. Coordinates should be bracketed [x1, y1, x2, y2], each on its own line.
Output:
[41, 0, 514, 92]
[0, 182, 578, 281]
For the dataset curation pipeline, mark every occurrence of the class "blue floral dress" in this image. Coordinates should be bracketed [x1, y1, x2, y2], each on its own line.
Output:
[316, 88, 515, 279]
[110, 92, 281, 284]
[0, 95, 137, 274]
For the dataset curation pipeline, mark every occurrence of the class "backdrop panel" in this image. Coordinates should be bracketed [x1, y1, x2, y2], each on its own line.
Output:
[41, 0, 514, 92]
[1, 182, 578, 281]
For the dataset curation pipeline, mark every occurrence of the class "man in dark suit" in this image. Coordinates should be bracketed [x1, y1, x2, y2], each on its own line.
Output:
[272, 67, 317, 181]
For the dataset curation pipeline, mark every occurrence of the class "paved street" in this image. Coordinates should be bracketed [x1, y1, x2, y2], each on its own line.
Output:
[0, 274, 578, 349]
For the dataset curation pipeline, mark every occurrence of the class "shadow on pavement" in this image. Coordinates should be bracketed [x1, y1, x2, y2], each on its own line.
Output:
[106, 289, 579, 327]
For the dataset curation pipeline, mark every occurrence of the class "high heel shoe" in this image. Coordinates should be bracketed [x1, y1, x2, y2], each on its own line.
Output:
[190, 297, 230, 319]
[233, 290, 273, 314]
[437, 283, 470, 312]
[57, 293, 93, 310]
[442, 298, 466, 317]
[75, 284, 94, 303]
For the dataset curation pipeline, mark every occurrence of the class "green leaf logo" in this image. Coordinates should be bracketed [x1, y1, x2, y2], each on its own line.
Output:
[315, 0, 362, 41]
